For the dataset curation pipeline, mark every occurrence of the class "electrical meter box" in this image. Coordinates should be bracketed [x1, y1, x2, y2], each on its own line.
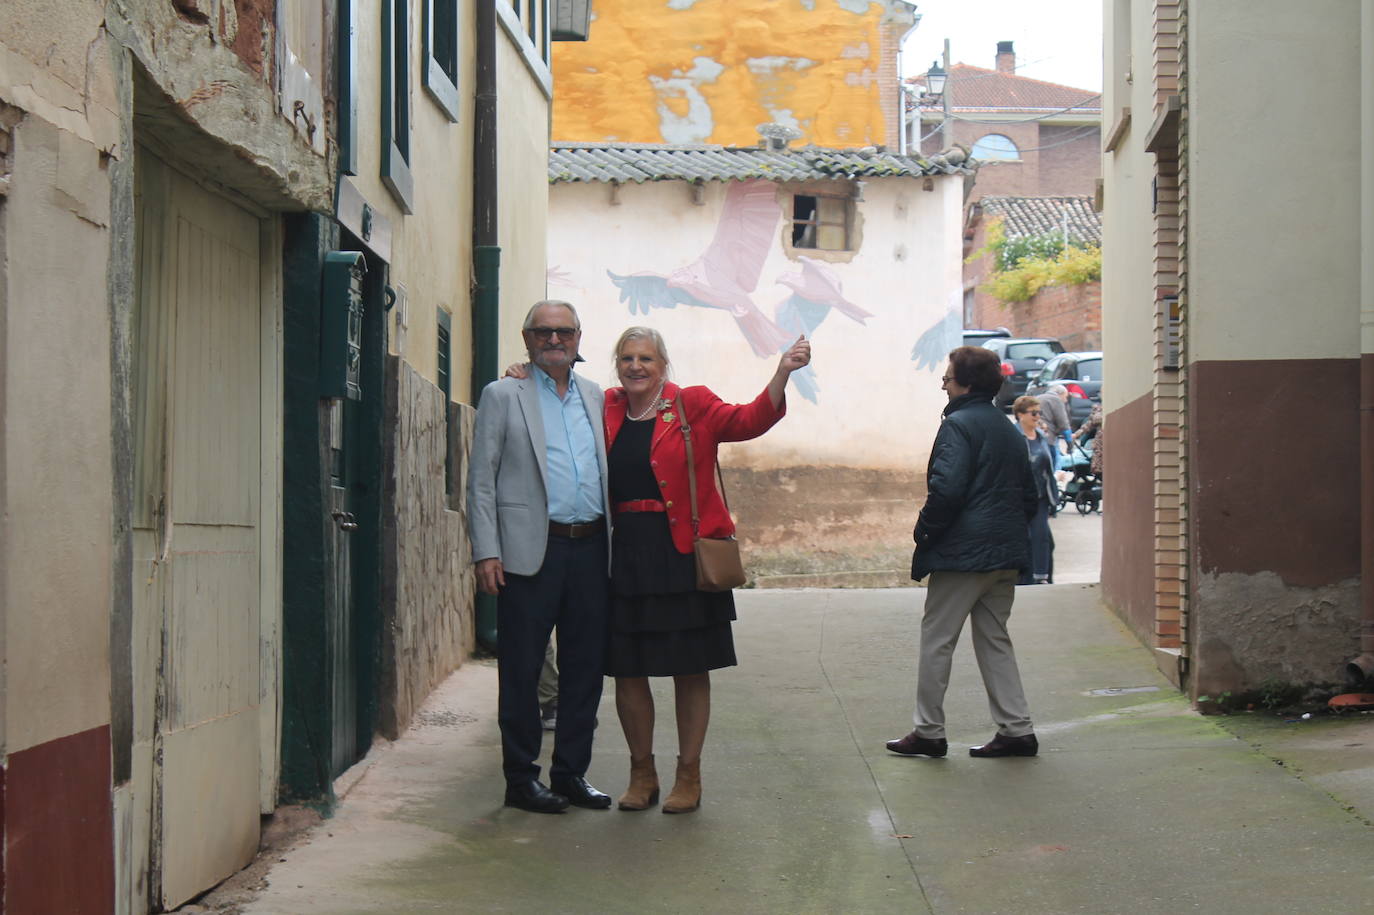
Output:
[321, 251, 367, 400]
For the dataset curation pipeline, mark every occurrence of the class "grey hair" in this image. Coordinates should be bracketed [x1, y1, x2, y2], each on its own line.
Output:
[523, 299, 581, 330]
[613, 326, 671, 378]
[1047, 383, 1068, 396]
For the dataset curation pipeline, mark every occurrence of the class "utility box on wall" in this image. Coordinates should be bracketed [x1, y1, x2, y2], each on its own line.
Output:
[552, 0, 592, 40]
[321, 251, 367, 400]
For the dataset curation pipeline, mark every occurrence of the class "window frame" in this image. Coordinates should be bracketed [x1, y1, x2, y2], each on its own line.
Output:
[422, 0, 462, 122]
[381, 0, 414, 212]
[495, 0, 552, 99]
[789, 192, 853, 252]
[971, 133, 1021, 162]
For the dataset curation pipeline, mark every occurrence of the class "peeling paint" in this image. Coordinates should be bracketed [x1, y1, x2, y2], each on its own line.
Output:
[1193, 569, 1360, 694]
[553, 0, 911, 146]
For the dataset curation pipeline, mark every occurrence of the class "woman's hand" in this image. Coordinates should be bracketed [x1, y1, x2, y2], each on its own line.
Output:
[505, 362, 531, 380]
[778, 335, 811, 374]
[767, 335, 811, 408]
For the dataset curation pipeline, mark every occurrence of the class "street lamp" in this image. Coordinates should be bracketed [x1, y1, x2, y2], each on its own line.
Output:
[925, 60, 947, 97]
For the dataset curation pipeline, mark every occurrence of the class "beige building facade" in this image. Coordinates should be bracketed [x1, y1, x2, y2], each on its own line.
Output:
[1, 0, 557, 910]
[1100, 0, 1374, 700]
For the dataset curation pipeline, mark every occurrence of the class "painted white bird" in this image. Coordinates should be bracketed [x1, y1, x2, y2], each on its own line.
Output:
[773, 257, 873, 402]
[608, 179, 795, 358]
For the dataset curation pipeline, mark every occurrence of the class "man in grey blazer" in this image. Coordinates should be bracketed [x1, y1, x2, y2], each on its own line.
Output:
[469, 300, 613, 813]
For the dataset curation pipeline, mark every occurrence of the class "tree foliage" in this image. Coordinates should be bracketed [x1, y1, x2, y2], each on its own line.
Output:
[968, 217, 1102, 305]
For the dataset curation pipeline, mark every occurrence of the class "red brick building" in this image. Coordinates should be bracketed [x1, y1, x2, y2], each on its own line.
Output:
[906, 41, 1102, 206]
[963, 195, 1102, 349]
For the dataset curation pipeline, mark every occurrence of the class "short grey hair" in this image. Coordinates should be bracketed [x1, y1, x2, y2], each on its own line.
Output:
[1048, 383, 1068, 397]
[522, 299, 581, 330]
[613, 326, 671, 377]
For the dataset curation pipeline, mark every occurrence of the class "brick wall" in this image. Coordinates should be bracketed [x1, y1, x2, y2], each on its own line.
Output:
[1035, 125, 1101, 197]
[924, 119, 1100, 205]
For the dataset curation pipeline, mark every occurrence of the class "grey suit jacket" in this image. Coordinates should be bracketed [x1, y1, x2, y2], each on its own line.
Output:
[467, 371, 610, 576]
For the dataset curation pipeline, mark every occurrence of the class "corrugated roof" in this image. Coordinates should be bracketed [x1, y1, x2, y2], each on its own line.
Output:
[979, 196, 1101, 245]
[910, 64, 1101, 115]
[548, 142, 974, 184]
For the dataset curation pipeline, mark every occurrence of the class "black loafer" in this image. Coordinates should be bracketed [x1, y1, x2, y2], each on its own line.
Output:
[504, 780, 570, 813]
[969, 732, 1039, 758]
[550, 775, 613, 809]
[885, 731, 948, 757]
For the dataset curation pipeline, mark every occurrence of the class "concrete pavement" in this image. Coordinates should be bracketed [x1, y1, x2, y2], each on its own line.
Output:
[234, 579, 1374, 914]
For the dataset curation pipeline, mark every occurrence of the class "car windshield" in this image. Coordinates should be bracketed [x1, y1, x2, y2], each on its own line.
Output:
[1005, 342, 1061, 359]
[1077, 358, 1102, 381]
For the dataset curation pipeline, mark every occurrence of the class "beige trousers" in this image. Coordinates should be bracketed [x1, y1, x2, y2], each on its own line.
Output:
[912, 569, 1034, 739]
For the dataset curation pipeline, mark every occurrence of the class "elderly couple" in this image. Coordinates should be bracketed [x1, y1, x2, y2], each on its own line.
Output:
[468, 299, 811, 814]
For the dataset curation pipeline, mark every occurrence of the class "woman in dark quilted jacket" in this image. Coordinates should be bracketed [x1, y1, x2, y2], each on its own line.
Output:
[885, 345, 1042, 760]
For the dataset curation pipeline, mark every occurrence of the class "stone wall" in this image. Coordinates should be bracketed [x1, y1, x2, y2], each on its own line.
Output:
[380, 356, 475, 739]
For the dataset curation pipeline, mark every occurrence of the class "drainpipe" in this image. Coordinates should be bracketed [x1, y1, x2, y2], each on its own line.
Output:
[472, 0, 500, 650]
[1351, 0, 1374, 684]
[896, 10, 922, 155]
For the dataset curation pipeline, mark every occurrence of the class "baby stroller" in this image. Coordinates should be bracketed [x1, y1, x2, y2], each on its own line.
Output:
[1059, 438, 1102, 515]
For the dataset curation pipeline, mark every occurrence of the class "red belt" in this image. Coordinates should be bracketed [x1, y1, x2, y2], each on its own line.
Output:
[614, 499, 667, 514]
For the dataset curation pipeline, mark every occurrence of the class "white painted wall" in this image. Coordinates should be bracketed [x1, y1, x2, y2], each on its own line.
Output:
[1100, 0, 1160, 411]
[1188, 0, 1363, 362]
[548, 174, 964, 470]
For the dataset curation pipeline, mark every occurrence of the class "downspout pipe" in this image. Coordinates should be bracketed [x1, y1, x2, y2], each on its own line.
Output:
[895, 8, 922, 156]
[472, 0, 500, 650]
[1351, 0, 1374, 684]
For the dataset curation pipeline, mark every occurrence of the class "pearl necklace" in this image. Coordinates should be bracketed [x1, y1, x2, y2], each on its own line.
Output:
[627, 381, 666, 421]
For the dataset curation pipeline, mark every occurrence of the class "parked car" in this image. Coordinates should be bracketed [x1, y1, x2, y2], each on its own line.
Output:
[962, 327, 1011, 347]
[1027, 351, 1103, 428]
[980, 337, 1066, 409]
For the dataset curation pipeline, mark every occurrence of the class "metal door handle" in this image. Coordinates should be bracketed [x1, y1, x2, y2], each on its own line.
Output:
[332, 510, 359, 532]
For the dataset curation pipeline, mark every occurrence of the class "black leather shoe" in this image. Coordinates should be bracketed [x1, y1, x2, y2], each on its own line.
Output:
[969, 732, 1039, 758]
[504, 780, 570, 813]
[885, 731, 948, 757]
[550, 776, 613, 809]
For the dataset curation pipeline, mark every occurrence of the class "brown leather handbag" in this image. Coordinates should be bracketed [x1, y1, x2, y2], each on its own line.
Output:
[677, 394, 747, 592]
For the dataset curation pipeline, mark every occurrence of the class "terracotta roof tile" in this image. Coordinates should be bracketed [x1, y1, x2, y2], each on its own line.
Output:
[911, 64, 1101, 114]
[978, 196, 1101, 245]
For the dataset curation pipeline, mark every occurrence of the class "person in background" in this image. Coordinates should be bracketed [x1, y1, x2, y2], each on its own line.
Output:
[886, 346, 1040, 761]
[1014, 395, 1058, 585]
[1038, 384, 1073, 452]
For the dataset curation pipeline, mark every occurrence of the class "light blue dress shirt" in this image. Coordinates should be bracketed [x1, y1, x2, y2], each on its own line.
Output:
[534, 366, 604, 523]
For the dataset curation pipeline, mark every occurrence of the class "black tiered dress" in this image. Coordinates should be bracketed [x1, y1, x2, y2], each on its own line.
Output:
[604, 417, 737, 677]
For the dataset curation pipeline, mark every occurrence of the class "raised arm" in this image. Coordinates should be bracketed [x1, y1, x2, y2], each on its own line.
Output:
[767, 335, 811, 409]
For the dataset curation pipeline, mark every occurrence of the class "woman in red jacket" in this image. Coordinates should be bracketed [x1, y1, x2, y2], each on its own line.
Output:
[606, 326, 810, 814]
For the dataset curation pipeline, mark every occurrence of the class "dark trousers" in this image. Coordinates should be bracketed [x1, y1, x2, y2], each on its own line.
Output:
[496, 533, 609, 785]
[1021, 498, 1055, 584]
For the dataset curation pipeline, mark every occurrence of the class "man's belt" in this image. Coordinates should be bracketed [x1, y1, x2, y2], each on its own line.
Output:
[613, 499, 667, 514]
[548, 517, 605, 538]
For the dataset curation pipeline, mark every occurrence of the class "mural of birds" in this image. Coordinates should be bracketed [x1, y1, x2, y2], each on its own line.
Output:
[773, 256, 873, 402]
[910, 291, 964, 372]
[608, 179, 796, 358]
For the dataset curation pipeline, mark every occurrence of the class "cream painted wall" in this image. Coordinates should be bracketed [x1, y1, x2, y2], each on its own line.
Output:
[1, 117, 113, 754]
[1099, 0, 1159, 411]
[496, 38, 554, 374]
[1188, 1, 1363, 362]
[547, 175, 963, 470]
[352, 0, 477, 399]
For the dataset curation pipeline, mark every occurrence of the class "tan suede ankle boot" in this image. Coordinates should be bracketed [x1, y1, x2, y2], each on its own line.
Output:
[617, 754, 659, 811]
[661, 756, 701, 814]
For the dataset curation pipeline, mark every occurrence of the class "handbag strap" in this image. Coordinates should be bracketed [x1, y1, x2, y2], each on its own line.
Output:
[675, 394, 730, 538]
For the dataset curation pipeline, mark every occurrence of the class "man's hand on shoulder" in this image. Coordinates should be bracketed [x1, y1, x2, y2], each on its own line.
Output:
[476, 557, 506, 594]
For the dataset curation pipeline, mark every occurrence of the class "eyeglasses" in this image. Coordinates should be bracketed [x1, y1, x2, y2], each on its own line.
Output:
[940, 375, 954, 384]
[527, 326, 578, 341]
[1024, 410, 1041, 416]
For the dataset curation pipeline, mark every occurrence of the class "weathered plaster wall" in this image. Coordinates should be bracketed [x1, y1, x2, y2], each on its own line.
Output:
[380, 358, 476, 739]
[550, 175, 960, 468]
[549, 173, 962, 570]
[552, 0, 914, 147]
[495, 37, 554, 368]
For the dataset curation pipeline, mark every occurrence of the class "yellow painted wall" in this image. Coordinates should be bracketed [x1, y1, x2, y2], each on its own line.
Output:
[553, 0, 905, 147]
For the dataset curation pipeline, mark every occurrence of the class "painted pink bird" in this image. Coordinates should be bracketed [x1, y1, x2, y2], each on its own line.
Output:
[608, 179, 795, 358]
[772, 257, 874, 402]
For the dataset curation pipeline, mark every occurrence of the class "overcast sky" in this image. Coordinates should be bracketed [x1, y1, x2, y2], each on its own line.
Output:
[902, 0, 1104, 92]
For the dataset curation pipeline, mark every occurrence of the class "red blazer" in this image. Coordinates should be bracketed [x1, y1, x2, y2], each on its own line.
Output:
[605, 381, 786, 554]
